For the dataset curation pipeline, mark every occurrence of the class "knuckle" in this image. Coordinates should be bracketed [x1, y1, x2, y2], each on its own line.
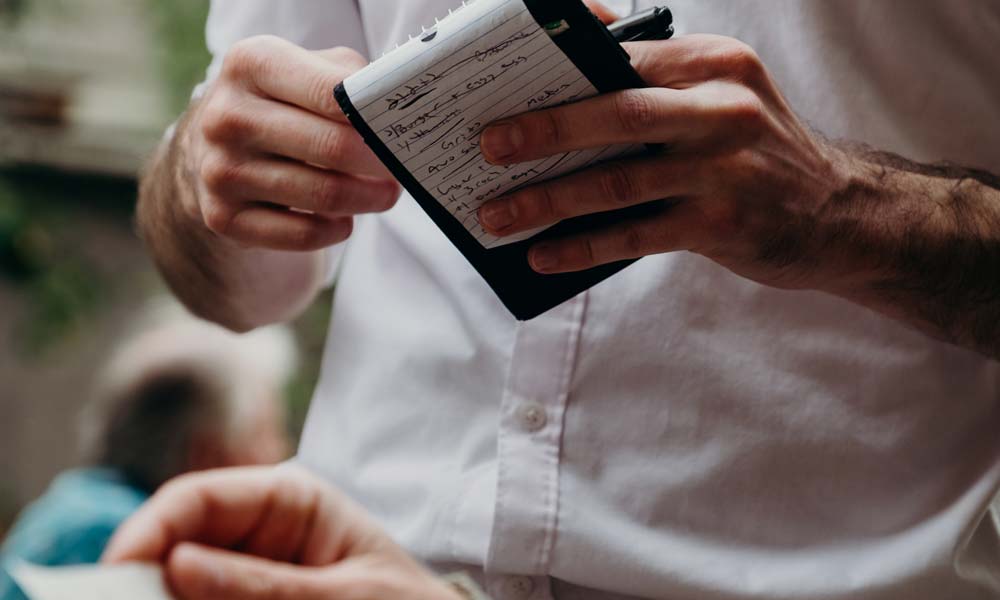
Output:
[328, 45, 367, 70]
[613, 89, 658, 135]
[201, 200, 236, 236]
[240, 571, 281, 599]
[599, 162, 640, 206]
[621, 223, 648, 257]
[287, 222, 325, 250]
[159, 471, 200, 499]
[306, 71, 340, 115]
[716, 40, 766, 83]
[535, 109, 565, 148]
[528, 184, 562, 222]
[200, 99, 254, 144]
[310, 175, 342, 211]
[704, 200, 744, 239]
[222, 36, 272, 77]
[724, 91, 768, 139]
[312, 126, 347, 160]
[198, 152, 243, 192]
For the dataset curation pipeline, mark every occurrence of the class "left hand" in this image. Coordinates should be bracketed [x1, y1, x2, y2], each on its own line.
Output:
[478, 35, 855, 291]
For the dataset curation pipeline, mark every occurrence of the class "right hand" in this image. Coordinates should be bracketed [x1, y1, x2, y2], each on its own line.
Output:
[103, 465, 464, 600]
[182, 36, 401, 251]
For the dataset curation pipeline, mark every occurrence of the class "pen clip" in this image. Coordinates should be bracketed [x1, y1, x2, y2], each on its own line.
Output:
[608, 6, 674, 43]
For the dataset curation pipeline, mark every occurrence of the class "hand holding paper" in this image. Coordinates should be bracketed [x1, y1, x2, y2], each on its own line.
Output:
[98, 465, 463, 600]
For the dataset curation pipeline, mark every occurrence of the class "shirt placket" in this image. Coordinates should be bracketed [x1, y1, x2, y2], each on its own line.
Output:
[484, 293, 587, 600]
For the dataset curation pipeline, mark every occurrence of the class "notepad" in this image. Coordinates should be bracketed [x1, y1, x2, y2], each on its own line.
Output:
[336, 0, 668, 320]
[340, 0, 643, 248]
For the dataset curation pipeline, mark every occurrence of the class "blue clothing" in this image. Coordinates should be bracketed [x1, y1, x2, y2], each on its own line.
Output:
[0, 468, 148, 600]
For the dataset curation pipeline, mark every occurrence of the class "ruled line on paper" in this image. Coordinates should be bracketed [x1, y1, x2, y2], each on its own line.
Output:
[343, 0, 640, 248]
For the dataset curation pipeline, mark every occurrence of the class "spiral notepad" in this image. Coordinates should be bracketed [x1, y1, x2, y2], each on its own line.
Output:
[336, 0, 667, 320]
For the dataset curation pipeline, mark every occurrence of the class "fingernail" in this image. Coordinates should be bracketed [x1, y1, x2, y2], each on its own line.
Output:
[481, 122, 523, 163]
[530, 243, 558, 273]
[479, 201, 516, 232]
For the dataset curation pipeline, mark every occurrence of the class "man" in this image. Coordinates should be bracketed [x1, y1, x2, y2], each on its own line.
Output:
[0, 305, 293, 599]
[124, 0, 1000, 598]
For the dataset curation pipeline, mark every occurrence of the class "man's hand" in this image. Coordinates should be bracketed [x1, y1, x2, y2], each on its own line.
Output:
[477, 35, 847, 289]
[183, 37, 399, 251]
[477, 35, 1000, 359]
[140, 37, 402, 331]
[102, 466, 463, 600]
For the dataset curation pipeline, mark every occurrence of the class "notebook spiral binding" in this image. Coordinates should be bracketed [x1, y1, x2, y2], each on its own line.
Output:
[384, 0, 475, 58]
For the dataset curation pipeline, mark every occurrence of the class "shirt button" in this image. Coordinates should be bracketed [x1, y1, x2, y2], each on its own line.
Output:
[515, 402, 547, 432]
[501, 575, 536, 598]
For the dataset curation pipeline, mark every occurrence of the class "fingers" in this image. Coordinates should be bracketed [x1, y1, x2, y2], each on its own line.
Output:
[212, 97, 389, 178]
[195, 98, 401, 251]
[478, 154, 703, 236]
[168, 543, 330, 600]
[169, 544, 455, 600]
[197, 38, 389, 253]
[480, 82, 762, 163]
[196, 154, 397, 251]
[221, 36, 365, 121]
[210, 205, 355, 252]
[197, 45, 399, 251]
[479, 34, 775, 163]
[104, 466, 382, 570]
[200, 156, 399, 217]
[624, 35, 771, 89]
[200, 95, 389, 178]
[103, 467, 280, 564]
[238, 469, 321, 564]
[526, 200, 712, 273]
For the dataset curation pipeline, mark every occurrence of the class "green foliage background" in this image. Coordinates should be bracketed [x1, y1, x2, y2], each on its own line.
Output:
[146, 0, 330, 437]
[147, 0, 212, 114]
[0, 0, 328, 437]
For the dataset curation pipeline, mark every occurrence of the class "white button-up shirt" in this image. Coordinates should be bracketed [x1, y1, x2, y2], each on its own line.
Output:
[200, 1, 1000, 598]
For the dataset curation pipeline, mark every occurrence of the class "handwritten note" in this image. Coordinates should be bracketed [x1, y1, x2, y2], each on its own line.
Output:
[342, 0, 642, 248]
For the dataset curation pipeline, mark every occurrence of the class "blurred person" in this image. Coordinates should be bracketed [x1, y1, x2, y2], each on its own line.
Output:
[130, 0, 1000, 599]
[0, 302, 295, 600]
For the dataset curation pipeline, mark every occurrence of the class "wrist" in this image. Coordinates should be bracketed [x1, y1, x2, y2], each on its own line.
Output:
[803, 143, 917, 299]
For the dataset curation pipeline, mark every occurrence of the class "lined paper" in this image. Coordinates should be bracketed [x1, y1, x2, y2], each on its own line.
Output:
[343, 0, 642, 248]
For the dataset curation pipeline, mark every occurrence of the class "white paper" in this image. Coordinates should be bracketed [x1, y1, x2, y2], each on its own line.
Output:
[343, 0, 641, 248]
[8, 561, 175, 600]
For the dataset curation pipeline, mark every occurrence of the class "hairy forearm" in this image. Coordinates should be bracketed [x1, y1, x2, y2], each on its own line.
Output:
[137, 110, 326, 332]
[818, 144, 1000, 359]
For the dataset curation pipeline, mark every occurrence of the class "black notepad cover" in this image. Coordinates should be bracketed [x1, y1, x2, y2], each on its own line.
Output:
[335, 0, 666, 320]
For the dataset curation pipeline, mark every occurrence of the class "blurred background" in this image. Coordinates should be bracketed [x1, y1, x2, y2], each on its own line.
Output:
[0, 0, 330, 537]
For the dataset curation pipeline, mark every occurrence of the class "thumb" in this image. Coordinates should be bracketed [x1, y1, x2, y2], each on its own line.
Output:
[167, 543, 332, 600]
[583, 0, 620, 24]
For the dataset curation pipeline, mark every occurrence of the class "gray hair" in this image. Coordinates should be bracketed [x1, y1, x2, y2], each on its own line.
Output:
[79, 300, 297, 492]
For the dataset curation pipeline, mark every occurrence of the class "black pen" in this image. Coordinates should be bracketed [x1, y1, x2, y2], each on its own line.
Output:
[608, 6, 674, 43]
